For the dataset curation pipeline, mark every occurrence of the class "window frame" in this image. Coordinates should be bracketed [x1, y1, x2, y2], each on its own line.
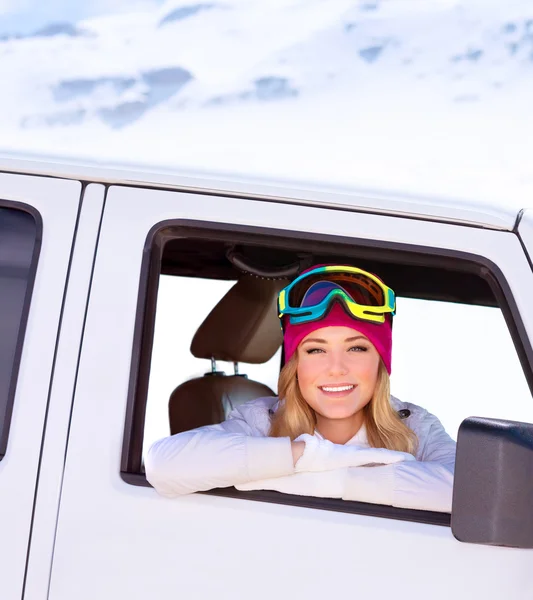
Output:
[121, 218, 533, 528]
[0, 199, 42, 459]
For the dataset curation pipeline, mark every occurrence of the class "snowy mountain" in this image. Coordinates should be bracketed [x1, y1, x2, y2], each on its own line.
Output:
[0, 0, 532, 203]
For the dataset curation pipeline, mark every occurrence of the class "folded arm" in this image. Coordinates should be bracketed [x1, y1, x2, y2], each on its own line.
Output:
[237, 414, 457, 513]
[145, 416, 295, 497]
[236, 460, 453, 513]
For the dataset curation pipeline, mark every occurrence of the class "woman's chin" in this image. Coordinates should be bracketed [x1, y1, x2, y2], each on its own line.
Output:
[317, 403, 361, 421]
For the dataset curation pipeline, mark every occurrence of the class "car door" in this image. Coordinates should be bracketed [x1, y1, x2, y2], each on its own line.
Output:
[21, 182, 106, 600]
[0, 172, 82, 600]
[48, 183, 533, 600]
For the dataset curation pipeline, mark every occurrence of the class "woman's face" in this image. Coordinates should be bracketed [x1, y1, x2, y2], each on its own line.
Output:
[296, 325, 381, 423]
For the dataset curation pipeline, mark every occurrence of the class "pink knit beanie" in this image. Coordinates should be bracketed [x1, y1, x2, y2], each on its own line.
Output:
[282, 267, 393, 374]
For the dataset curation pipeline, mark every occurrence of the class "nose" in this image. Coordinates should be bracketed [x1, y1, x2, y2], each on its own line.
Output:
[327, 349, 348, 377]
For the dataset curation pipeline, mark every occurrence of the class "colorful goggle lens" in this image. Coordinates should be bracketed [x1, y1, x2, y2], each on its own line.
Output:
[278, 266, 395, 326]
[289, 271, 385, 309]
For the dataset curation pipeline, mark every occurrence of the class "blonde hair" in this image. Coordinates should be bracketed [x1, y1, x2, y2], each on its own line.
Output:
[269, 354, 418, 455]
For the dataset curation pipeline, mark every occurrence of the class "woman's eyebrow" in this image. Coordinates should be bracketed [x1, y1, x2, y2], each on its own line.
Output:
[302, 336, 368, 345]
[301, 337, 327, 344]
[345, 336, 367, 342]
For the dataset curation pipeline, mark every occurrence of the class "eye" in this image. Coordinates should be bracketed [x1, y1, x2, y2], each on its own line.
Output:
[348, 345, 368, 352]
[306, 347, 326, 354]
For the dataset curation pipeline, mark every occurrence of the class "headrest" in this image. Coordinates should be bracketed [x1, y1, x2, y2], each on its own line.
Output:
[191, 275, 287, 364]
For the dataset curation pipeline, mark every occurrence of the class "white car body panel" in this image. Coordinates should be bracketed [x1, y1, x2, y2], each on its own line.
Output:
[22, 184, 106, 600]
[0, 155, 521, 230]
[0, 173, 81, 600]
[517, 209, 533, 266]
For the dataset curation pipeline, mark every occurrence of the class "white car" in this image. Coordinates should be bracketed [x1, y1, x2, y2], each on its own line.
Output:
[1, 155, 532, 600]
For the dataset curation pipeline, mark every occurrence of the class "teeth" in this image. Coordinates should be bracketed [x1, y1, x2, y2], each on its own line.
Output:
[321, 385, 354, 392]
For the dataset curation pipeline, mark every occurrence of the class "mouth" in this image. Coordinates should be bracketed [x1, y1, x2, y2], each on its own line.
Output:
[318, 384, 356, 397]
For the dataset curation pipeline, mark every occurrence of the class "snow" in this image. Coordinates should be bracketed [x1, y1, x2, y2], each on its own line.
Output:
[0, 0, 531, 206]
[2, 0, 533, 452]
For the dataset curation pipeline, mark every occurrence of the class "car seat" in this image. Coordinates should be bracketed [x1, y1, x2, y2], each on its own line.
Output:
[168, 275, 287, 434]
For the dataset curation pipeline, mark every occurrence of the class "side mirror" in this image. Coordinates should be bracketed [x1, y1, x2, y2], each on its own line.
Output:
[451, 416, 533, 548]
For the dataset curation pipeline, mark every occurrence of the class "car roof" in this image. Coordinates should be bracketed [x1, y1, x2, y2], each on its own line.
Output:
[0, 153, 523, 231]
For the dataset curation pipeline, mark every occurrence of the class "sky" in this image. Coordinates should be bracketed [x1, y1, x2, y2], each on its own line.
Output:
[0, 0, 165, 36]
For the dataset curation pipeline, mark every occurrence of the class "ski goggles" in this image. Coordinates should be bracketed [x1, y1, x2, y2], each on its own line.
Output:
[278, 265, 396, 326]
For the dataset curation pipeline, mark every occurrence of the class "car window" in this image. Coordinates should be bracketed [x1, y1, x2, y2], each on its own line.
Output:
[0, 206, 40, 458]
[391, 297, 533, 440]
[122, 225, 533, 524]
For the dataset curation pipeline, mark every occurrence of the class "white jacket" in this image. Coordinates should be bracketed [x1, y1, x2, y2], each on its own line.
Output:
[145, 396, 456, 513]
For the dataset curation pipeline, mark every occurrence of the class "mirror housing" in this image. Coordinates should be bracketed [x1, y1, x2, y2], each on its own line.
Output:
[452, 416, 533, 548]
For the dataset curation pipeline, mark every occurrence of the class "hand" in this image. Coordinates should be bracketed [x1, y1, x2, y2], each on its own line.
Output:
[291, 441, 305, 466]
[293, 434, 415, 473]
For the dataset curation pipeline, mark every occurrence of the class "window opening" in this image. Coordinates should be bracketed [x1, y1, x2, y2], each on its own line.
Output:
[123, 222, 533, 526]
[0, 205, 41, 458]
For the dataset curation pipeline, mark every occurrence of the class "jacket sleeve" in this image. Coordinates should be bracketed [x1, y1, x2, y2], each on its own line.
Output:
[145, 410, 294, 498]
[342, 411, 456, 513]
[237, 413, 457, 513]
[417, 411, 457, 473]
[237, 461, 454, 513]
[342, 461, 454, 513]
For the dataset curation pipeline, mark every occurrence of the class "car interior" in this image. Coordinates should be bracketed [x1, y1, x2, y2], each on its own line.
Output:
[160, 229, 500, 436]
[122, 224, 505, 481]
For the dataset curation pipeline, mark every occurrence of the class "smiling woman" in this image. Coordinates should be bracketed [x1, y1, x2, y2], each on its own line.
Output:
[145, 264, 456, 513]
[274, 325, 416, 450]
[271, 267, 415, 453]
